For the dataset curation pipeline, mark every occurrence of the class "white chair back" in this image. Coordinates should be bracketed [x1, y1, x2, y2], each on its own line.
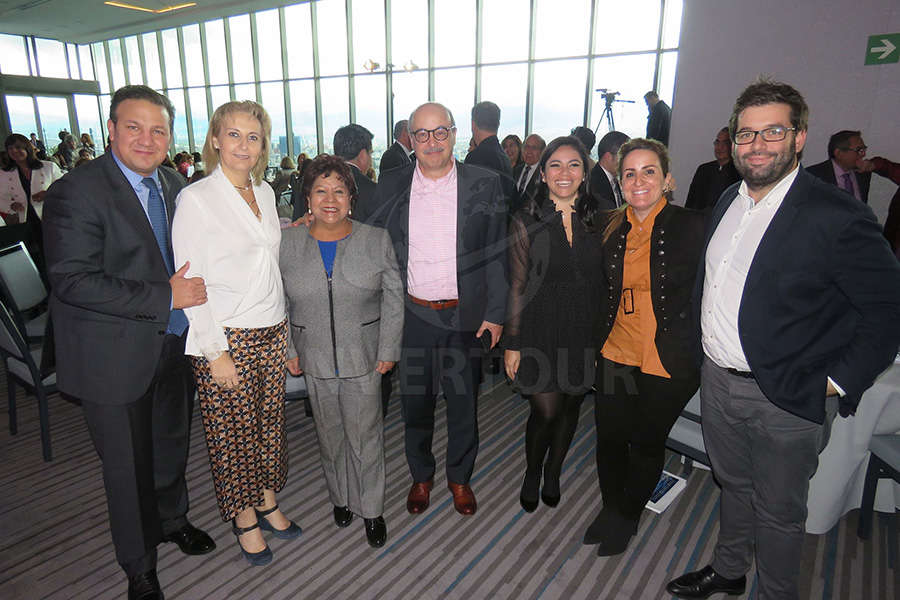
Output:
[0, 242, 47, 311]
[0, 299, 25, 359]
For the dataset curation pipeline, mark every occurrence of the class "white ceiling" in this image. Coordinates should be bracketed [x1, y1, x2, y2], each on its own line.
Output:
[0, 0, 306, 44]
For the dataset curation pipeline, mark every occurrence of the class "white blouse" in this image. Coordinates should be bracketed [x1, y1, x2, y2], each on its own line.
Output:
[0, 160, 62, 223]
[172, 166, 286, 358]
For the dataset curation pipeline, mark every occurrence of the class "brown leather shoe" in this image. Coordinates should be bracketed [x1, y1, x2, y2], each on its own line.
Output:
[448, 482, 477, 515]
[406, 480, 433, 514]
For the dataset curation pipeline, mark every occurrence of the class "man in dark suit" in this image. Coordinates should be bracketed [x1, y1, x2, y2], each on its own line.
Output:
[805, 130, 871, 204]
[379, 119, 414, 175]
[644, 90, 671, 146]
[42, 86, 215, 600]
[464, 101, 517, 212]
[367, 102, 507, 517]
[667, 80, 900, 600]
[684, 127, 741, 211]
[589, 130, 629, 210]
[333, 123, 377, 214]
[515, 133, 545, 206]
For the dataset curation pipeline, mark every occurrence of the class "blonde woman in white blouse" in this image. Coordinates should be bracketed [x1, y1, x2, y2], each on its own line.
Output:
[172, 101, 300, 567]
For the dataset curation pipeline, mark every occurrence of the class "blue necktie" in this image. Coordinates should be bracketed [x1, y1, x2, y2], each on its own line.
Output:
[142, 177, 188, 335]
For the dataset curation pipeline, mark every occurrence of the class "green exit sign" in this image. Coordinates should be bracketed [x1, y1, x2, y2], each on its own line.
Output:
[865, 33, 900, 65]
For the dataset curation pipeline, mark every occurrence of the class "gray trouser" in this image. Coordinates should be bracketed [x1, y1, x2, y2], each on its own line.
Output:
[701, 357, 836, 600]
[307, 370, 385, 518]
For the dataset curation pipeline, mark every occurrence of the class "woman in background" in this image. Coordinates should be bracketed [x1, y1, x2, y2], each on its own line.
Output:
[584, 138, 704, 556]
[504, 136, 602, 512]
[503, 134, 523, 171]
[173, 100, 300, 567]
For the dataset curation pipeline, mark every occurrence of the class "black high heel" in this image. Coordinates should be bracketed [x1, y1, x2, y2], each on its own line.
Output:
[254, 504, 303, 540]
[519, 472, 541, 512]
[231, 520, 273, 566]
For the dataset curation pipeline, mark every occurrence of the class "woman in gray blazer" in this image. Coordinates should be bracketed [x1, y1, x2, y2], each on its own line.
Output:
[281, 155, 403, 548]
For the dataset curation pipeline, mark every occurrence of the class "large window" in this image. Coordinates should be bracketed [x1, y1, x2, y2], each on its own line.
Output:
[2, 0, 682, 159]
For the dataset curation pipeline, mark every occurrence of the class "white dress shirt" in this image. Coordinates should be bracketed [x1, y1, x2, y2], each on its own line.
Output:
[517, 163, 537, 191]
[172, 166, 286, 358]
[701, 167, 800, 370]
[600, 164, 621, 206]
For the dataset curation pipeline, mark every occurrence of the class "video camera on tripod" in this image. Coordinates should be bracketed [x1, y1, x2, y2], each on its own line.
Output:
[593, 88, 635, 133]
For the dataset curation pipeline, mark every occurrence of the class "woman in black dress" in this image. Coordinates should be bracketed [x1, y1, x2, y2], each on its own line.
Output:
[504, 136, 602, 512]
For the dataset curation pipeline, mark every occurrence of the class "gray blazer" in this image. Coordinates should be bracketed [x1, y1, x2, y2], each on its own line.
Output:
[280, 220, 404, 379]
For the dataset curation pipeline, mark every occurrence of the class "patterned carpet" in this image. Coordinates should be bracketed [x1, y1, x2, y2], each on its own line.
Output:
[0, 371, 897, 599]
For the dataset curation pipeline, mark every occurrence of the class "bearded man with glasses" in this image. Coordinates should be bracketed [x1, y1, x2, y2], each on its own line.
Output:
[665, 79, 900, 600]
[806, 129, 872, 204]
[365, 102, 508, 517]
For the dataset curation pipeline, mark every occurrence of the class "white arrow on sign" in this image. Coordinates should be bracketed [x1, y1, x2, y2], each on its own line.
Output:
[871, 38, 896, 60]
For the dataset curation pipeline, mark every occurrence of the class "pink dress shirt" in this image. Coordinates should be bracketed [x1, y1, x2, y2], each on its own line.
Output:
[407, 162, 459, 300]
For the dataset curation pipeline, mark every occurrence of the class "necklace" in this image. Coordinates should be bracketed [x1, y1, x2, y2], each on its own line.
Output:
[233, 180, 252, 191]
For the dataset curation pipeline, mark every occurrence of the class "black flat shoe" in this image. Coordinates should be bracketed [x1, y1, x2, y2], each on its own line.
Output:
[231, 520, 273, 566]
[128, 569, 164, 600]
[595, 511, 639, 557]
[333, 505, 353, 528]
[255, 505, 302, 540]
[519, 472, 540, 513]
[162, 522, 216, 555]
[364, 516, 387, 548]
[540, 490, 561, 508]
[583, 508, 614, 545]
[665, 565, 746, 598]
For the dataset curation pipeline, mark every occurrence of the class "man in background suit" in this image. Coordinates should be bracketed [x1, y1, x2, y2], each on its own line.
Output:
[333, 123, 377, 214]
[42, 85, 214, 600]
[806, 130, 871, 204]
[667, 79, 900, 600]
[644, 90, 671, 146]
[379, 119, 414, 175]
[464, 101, 517, 212]
[367, 103, 507, 517]
[515, 134, 545, 206]
[684, 127, 741, 211]
[589, 131, 629, 210]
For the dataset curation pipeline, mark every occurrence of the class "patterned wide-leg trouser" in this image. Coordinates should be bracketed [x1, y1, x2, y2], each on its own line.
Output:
[191, 320, 288, 522]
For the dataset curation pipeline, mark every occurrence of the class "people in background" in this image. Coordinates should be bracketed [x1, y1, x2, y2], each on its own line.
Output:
[589, 131, 630, 211]
[570, 126, 597, 171]
[502, 134, 523, 171]
[806, 130, 871, 204]
[270, 155, 296, 199]
[858, 156, 900, 255]
[176, 152, 194, 180]
[684, 127, 741, 211]
[328, 124, 376, 222]
[516, 134, 546, 205]
[172, 100, 301, 568]
[43, 85, 215, 600]
[79, 133, 96, 158]
[29, 132, 47, 159]
[1, 133, 62, 275]
[667, 78, 900, 600]
[367, 102, 507, 518]
[644, 91, 671, 146]
[281, 154, 403, 549]
[379, 119, 414, 175]
[465, 101, 517, 212]
[504, 136, 602, 513]
[585, 137, 705, 557]
[56, 134, 76, 170]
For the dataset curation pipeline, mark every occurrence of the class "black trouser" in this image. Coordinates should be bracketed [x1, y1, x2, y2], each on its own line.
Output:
[81, 333, 194, 577]
[593, 358, 699, 520]
[399, 305, 483, 485]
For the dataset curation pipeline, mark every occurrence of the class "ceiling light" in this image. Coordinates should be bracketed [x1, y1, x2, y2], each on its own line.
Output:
[104, 1, 197, 14]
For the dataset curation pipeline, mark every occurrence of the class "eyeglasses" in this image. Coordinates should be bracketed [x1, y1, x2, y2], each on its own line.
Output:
[840, 145, 867, 155]
[733, 126, 797, 145]
[411, 126, 455, 143]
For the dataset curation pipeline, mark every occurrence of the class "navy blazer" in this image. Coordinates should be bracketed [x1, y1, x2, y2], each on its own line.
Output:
[364, 161, 508, 331]
[692, 167, 900, 423]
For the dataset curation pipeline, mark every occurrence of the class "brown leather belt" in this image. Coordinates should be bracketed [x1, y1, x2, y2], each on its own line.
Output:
[407, 293, 459, 310]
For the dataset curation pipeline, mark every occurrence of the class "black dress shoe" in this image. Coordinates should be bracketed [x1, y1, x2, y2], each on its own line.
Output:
[364, 516, 387, 548]
[333, 505, 353, 528]
[583, 508, 613, 545]
[595, 511, 638, 557]
[163, 523, 216, 556]
[665, 565, 746, 598]
[128, 569, 164, 600]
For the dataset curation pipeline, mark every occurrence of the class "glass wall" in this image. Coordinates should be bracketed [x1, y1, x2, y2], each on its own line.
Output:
[2, 0, 682, 167]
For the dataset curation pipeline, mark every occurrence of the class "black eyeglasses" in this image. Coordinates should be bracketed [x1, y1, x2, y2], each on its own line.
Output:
[411, 126, 455, 143]
[840, 145, 867, 155]
[733, 126, 797, 145]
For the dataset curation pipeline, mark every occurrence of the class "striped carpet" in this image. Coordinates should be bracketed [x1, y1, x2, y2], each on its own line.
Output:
[1, 371, 897, 599]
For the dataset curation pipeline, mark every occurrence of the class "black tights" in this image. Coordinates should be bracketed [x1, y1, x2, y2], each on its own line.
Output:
[524, 392, 583, 495]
